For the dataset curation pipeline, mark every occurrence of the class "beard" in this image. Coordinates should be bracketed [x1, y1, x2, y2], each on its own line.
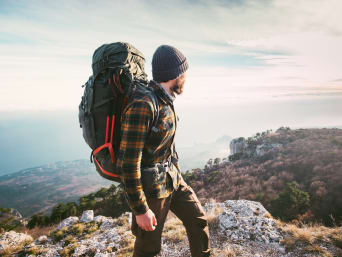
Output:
[170, 79, 184, 96]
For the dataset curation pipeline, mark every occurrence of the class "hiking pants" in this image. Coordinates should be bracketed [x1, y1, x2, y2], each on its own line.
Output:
[131, 177, 210, 257]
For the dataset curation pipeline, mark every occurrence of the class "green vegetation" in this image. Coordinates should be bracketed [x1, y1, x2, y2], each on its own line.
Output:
[188, 127, 342, 226]
[0, 207, 22, 232]
[270, 181, 310, 221]
[27, 184, 129, 229]
[228, 152, 243, 162]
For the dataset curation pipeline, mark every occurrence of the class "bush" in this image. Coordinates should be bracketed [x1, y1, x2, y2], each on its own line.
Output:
[270, 181, 310, 221]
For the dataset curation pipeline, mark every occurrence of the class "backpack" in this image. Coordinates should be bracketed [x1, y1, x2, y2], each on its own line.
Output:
[78, 42, 159, 183]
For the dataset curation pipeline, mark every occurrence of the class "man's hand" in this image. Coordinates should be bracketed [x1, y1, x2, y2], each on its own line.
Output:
[136, 209, 157, 231]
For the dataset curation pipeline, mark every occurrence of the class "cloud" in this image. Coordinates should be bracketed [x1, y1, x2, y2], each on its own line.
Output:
[0, 0, 341, 110]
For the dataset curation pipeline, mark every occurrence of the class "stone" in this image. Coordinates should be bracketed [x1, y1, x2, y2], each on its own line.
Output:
[94, 215, 109, 223]
[0, 231, 33, 252]
[57, 216, 79, 230]
[230, 137, 247, 155]
[81, 210, 94, 223]
[37, 235, 48, 243]
[206, 200, 283, 244]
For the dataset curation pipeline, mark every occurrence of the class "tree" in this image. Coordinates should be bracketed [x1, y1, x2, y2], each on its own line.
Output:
[270, 181, 310, 221]
[27, 212, 50, 228]
[214, 158, 221, 166]
[50, 203, 68, 223]
[95, 187, 109, 199]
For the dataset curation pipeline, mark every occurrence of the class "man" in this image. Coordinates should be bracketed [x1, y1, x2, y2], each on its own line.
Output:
[117, 45, 210, 257]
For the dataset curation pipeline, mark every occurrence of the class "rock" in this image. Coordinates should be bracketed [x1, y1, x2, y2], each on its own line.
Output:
[230, 137, 247, 155]
[208, 200, 283, 244]
[9, 208, 23, 219]
[37, 235, 48, 243]
[94, 253, 108, 257]
[57, 216, 79, 230]
[94, 215, 110, 223]
[256, 143, 282, 156]
[0, 231, 33, 252]
[72, 227, 121, 256]
[81, 210, 94, 223]
[99, 218, 115, 231]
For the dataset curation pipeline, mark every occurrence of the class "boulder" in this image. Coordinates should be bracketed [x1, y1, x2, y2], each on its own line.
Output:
[57, 216, 79, 230]
[207, 200, 283, 244]
[80, 210, 94, 223]
[0, 231, 33, 252]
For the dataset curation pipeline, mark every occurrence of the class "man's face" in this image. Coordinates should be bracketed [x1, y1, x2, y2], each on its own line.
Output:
[170, 73, 186, 96]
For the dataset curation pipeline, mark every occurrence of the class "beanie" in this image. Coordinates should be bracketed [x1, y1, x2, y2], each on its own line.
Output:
[152, 45, 189, 82]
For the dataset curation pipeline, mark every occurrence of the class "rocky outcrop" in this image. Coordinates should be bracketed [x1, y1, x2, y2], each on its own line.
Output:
[256, 143, 283, 157]
[1, 201, 341, 256]
[0, 231, 33, 252]
[56, 216, 79, 230]
[229, 136, 283, 158]
[206, 200, 283, 244]
[229, 137, 247, 155]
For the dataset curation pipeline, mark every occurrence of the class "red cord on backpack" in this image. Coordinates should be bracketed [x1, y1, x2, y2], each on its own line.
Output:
[93, 114, 115, 162]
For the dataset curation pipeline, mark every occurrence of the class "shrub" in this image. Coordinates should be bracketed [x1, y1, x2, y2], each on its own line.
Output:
[270, 181, 310, 221]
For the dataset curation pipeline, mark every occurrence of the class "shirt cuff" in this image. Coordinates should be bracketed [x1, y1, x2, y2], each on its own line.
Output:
[124, 191, 150, 216]
[131, 201, 149, 216]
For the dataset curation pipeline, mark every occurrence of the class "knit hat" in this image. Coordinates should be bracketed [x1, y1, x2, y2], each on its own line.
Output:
[152, 45, 189, 82]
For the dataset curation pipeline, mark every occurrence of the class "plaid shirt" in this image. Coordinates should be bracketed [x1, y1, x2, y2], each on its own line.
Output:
[117, 80, 181, 215]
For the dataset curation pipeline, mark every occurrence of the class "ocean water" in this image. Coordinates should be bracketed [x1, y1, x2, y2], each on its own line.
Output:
[0, 95, 341, 175]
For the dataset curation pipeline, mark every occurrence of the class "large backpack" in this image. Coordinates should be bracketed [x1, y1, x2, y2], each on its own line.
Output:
[78, 42, 159, 183]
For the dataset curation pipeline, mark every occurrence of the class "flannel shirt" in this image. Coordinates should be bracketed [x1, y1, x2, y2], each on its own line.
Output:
[116, 80, 181, 215]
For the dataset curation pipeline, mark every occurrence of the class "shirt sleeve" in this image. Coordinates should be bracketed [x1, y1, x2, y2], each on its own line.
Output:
[117, 100, 153, 215]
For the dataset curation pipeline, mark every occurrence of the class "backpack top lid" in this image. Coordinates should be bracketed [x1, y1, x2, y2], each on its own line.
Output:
[92, 42, 147, 81]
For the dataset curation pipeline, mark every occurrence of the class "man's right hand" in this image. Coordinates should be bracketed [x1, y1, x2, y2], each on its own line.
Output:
[136, 209, 157, 231]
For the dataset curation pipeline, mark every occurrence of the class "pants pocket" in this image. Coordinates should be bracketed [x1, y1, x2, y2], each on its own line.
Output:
[141, 165, 167, 192]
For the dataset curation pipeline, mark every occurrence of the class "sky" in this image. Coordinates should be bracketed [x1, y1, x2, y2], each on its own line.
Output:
[0, 0, 342, 173]
[1, 0, 342, 111]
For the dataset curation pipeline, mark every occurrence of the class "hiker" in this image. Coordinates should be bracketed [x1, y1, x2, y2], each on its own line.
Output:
[117, 45, 211, 256]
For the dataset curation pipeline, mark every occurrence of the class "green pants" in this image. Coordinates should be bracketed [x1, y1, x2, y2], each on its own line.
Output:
[131, 177, 210, 257]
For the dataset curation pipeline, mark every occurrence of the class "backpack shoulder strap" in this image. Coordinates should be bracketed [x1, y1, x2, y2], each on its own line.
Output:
[148, 91, 160, 133]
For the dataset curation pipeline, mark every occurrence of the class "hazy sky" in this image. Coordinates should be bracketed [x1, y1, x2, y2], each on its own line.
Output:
[1, 0, 342, 111]
[0, 0, 342, 173]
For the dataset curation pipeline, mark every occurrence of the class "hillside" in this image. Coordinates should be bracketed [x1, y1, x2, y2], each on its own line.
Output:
[1, 200, 342, 257]
[185, 127, 342, 226]
[0, 160, 112, 218]
[177, 135, 231, 171]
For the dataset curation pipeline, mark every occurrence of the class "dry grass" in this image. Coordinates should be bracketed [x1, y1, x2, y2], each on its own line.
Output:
[277, 219, 342, 256]
[64, 234, 77, 246]
[280, 236, 296, 252]
[85, 221, 99, 234]
[211, 245, 236, 257]
[20, 245, 50, 256]
[206, 205, 224, 230]
[0, 238, 33, 257]
[304, 244, 334, 257]
[115, 215, 135, 256]
[163, 217, 186, 244]
[59, 243, 79, 257]
[71, 223, 85, 235]
[331, 230, 342, 249]
[115, 233, 135, 257]
[50, 226, 68, 242]
[19, 224, 58, 240]
[280, 221, 342, 245]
